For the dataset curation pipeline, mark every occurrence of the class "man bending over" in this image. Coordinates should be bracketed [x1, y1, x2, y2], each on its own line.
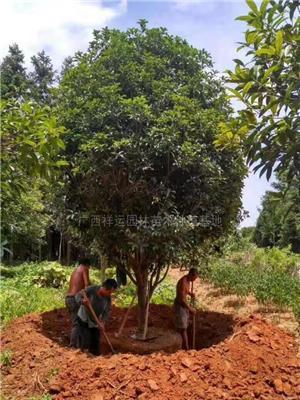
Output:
[75, 279, 118, 355]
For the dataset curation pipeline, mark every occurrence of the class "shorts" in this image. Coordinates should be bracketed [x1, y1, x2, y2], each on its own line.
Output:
[173, 302, 189, 330]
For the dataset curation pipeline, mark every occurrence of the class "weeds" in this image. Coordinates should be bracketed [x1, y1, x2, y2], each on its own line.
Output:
[0, 349, 13, 367]
[28, 395, 52, 400]
[46, 368, 59, 382]
[199, 256, 300, 321]
[0, 282, 65, 326]
[1, 247, 299, 328]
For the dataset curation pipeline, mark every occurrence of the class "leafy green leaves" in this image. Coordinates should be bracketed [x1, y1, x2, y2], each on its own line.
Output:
[1, 99, 66, 198]
[1, 99, 67, 250]
[56, 23, 245, 290]
[254, 173, 300, 253]
[246, 0, 259, 15]
[216, 0, 300, 180]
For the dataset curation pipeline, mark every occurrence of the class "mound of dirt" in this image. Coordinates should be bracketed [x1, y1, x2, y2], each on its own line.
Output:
[1, 305, 300, 400]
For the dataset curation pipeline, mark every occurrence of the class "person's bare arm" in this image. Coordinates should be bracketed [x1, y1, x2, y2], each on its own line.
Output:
[83, 267, 90, 288]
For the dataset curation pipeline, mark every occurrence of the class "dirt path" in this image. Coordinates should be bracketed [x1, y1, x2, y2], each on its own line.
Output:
[2, 301, 300, 399]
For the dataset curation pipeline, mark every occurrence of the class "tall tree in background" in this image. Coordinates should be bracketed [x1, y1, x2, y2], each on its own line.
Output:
[216, 0, 300, 181]
[30, 50, 55, 104]
[254, 174, 300, 252]
[1, 45, 65, 260]
[60, 56, 74, 79]
[0, 44, 29, 99]
[0, 99, 66, 260]
[56, 22, 246, 334]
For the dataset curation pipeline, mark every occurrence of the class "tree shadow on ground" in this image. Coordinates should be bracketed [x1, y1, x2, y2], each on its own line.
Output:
[40, 304, 236, 354]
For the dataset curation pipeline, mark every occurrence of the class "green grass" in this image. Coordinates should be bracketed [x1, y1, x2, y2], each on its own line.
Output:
[0, 349, 13, 367]
[0, 262, 175, 327]
[0, 282, 65, 326]
[0, 262, 71, 327]
[1, 248, 299, 328]
[114, 277, 176, 307]
[199, 259, 300, 321]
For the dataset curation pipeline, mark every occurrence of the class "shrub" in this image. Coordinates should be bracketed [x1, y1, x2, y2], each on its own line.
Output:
[30, 263, 69, 288]
[14, 262, 70, 288]
[0, 265, 17, 278]
[199, 254, 300, 321]
[251, 247, 299, 275]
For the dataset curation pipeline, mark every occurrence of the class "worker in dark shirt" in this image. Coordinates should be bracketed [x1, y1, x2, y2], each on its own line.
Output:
[75, 278, 118, 355]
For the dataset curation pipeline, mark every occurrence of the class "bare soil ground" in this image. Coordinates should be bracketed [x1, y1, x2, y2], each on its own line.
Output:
[169, 268, 300, 341]
[2, 299, 300, 399]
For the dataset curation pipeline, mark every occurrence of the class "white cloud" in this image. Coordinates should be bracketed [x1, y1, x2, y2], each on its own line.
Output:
[0, 0, 127, 69]
[173, 0, 253, 11]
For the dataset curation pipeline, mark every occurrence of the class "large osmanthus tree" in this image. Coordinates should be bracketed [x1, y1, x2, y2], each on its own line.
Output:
[56, 21, 246, 334]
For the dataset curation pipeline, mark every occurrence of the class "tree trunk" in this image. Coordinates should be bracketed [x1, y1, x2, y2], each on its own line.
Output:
[100, 253, 108, 281]
[38, 243, 42, 262]
[58, 232, 63, 264]
[67, 241, 71, 265]
[9, 239, 13, 264]
[47, 229, 53, 260]
[136, 275, 149, 334]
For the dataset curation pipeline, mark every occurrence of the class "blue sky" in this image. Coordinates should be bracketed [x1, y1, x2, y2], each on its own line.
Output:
[1, 0, 274, 226]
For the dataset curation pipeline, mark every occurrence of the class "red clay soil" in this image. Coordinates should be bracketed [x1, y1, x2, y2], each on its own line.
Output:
[1, 304, 300, 400]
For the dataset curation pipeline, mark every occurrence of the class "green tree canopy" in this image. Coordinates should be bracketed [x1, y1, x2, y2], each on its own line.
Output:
[56, 22, 246, 333]
[1, 44, 29, 99]
[1, 45, 64, 257]
[216, 0, 300, 181]
[57, 21, 245, 329]
[1, 99, 66, 258]
[29, 50, 56, 104]
[254, 174, 300, 253]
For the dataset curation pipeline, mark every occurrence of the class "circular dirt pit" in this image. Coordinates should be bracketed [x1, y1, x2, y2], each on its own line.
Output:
[109, 326, 182, 354]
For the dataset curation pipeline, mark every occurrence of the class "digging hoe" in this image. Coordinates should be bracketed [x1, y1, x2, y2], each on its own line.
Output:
[115, 292, 137, 338]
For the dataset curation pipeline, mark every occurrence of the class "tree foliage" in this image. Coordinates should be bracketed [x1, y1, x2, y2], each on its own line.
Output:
[56, 22, 246, 332]
[216, 0, 300, 181]
[0, 44, 29, 99]
[1, 45, 64, 260]
[1, 45, 56, 103]
[29, 50, 55, 104]
[1, 99, 66, 258]
[254, 174, 300, 253]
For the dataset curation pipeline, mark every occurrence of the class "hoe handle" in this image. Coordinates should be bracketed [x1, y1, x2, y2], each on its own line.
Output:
[191, 281, 196, 349]
[116, 292, 137, 338]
